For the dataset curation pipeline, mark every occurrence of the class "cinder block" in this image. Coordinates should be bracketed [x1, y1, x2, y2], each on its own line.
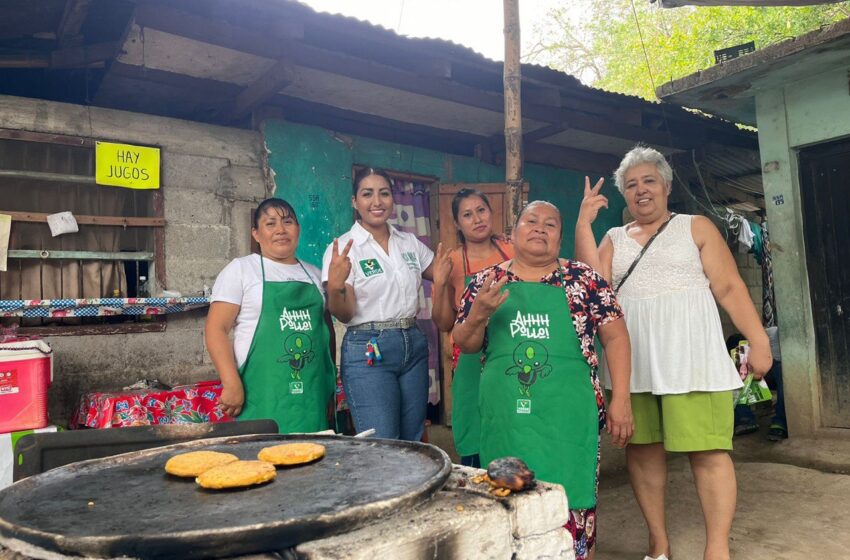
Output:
[296, 489, 512, 560]
[89, 105, 263, 166]
[0, 95, 91, 137]
[165, 308, 208, 332]
[231, 201, 256, 257]
[513, 527, 575, 560]
[164, 189, 228, 225]
[164, 257, 230, 295]
[166, 223, 231, 260]
[509, 480, 571, 539]
[162, 153, 230, 192]
[219, 164, 270, 201]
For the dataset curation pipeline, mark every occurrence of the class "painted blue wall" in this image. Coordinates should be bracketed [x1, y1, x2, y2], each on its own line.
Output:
[263, 120, 625, 268]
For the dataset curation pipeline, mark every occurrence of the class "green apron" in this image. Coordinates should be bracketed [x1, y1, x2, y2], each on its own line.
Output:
[238, 257, 335, 434]
[480, 271, 599, 508]
[452, 242, 509, 457]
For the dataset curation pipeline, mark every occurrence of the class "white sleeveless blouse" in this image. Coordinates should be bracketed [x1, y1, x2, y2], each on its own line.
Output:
[601, 214, 742, 394]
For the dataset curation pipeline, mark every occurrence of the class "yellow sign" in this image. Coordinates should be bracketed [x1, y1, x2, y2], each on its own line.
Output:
[95, 141, 160, 190]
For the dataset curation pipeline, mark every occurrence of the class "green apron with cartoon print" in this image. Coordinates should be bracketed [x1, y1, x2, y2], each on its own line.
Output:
[452, 243, 510, 457]
[479, 278, 599, 508]
[452, 282, 483, 457]
[238, 258, 335, 434]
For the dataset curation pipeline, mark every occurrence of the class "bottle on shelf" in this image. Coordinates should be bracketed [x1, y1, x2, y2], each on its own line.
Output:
[138, 275, 150, 298]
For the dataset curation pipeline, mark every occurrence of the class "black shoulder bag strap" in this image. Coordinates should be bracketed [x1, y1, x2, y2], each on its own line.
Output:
[614, 213, 677, 294]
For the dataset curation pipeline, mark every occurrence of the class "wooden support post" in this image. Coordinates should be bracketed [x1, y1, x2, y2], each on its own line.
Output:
[503, 0, 523, 232]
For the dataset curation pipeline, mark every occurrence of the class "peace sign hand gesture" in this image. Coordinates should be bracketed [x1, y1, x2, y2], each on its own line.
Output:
[327, 238, 354, 290]
[577, 176, 608, 227]
[470, 271, 510, 321]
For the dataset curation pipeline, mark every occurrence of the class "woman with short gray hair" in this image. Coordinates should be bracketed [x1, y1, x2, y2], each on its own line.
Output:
[575, 145, 771, 560]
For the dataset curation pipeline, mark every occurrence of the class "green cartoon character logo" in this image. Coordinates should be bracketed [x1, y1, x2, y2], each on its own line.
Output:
[278, 332, 314, 380]
[505, 341, 552, 397]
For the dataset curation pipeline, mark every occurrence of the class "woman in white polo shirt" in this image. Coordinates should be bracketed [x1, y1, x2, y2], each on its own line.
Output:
[206, 198, 335, 434]
[322, 167, 435, 441]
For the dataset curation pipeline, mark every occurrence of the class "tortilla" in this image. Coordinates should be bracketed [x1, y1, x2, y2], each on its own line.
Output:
[257, 442, 326, 466]
[195, 460, 277, 489]
[164, 451, 239, 477]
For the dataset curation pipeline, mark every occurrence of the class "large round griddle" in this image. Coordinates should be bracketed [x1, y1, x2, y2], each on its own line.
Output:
[0, 434, 451, 559]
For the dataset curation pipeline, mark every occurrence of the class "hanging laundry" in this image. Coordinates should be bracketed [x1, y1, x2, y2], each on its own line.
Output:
[761, 221, 777, 328]
[750, 222, 763, 264]
[737, 217, 754, 252]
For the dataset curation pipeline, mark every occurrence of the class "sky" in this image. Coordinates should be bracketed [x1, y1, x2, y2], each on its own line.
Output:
[295, 0, 569, 61]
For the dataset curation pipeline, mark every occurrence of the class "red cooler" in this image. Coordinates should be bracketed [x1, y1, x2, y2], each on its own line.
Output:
[0, 341, 53, 433]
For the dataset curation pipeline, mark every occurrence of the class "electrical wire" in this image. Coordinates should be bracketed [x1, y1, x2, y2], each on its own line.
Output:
[396, 0, 406, 33]
[628, 0, 739, 235]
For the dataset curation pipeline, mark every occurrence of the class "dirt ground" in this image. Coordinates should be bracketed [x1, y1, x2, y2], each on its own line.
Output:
[429, 414, 850, 560]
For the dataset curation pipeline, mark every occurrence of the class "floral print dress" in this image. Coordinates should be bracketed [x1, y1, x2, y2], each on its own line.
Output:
[456, 259, 623, 559]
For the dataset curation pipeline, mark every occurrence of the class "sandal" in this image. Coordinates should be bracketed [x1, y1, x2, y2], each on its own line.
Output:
[734, 422, 759, 436]
[767, 423, 788, 441]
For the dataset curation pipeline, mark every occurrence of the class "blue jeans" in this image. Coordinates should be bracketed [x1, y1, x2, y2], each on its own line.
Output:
[460, 454, 481, 468]
[341, 326, 429, 441]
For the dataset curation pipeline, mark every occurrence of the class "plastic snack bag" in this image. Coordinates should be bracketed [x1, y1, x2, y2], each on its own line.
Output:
[731, 338, 772, 405]
[736, 373, 772, 406]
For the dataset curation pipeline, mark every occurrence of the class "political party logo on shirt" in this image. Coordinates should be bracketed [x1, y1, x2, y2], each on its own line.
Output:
[516, 399, 531, 414]
[279, 308, 312, 332]
[402, 251, 420, 271]
[505, 341, 552, 398]
[359, 258, 384, 277]
[509, 311, 551, 340]
[277, 332, 314, 380]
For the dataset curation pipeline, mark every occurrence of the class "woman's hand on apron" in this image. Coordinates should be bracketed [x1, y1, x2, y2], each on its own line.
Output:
[219, 381, 245, 418]
[470, 271, 509, 321]
[606, 395, 634, 448]
[432, 243, 454, 287]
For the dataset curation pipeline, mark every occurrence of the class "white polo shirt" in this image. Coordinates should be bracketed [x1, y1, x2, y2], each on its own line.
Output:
[321, 222, 434, 326]
[211, 254, 324, 367]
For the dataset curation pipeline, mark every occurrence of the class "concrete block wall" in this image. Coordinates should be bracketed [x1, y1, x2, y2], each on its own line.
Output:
[0, 95, 271, 425]
[719, 250, 764, 340]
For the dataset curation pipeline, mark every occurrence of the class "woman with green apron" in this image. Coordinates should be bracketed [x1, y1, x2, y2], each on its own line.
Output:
[206, 198, 335, 433]
[453, 201, 633, 560]
[432, 188, 513, 468]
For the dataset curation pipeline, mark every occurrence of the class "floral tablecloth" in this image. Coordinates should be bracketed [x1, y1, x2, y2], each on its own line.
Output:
[71, 380, 232, 429]
[0, 297, 209, 318]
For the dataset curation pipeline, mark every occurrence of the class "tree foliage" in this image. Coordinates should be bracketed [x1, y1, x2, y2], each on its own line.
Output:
[525, 1, 850, 99]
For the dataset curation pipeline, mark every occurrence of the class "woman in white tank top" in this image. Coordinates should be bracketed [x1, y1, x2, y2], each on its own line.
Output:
[574, 146, 772, 560]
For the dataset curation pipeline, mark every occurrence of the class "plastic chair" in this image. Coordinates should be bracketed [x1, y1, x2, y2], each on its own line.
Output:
[13, 419, 279, 482]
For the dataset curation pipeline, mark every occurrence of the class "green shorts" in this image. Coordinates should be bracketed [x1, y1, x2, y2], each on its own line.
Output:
[629, 391, 734, 452]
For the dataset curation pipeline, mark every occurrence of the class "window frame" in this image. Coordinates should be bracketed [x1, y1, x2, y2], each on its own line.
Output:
[0, 128, 167, 336]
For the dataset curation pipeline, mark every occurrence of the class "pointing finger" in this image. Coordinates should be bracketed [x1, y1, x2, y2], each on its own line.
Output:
[332, 238, 339, 256]
[584, 176, 591, 197]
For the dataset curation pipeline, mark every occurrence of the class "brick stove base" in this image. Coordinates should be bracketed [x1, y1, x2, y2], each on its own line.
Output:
[0, 465, 575, 560]
[295, 464, 575, 559]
